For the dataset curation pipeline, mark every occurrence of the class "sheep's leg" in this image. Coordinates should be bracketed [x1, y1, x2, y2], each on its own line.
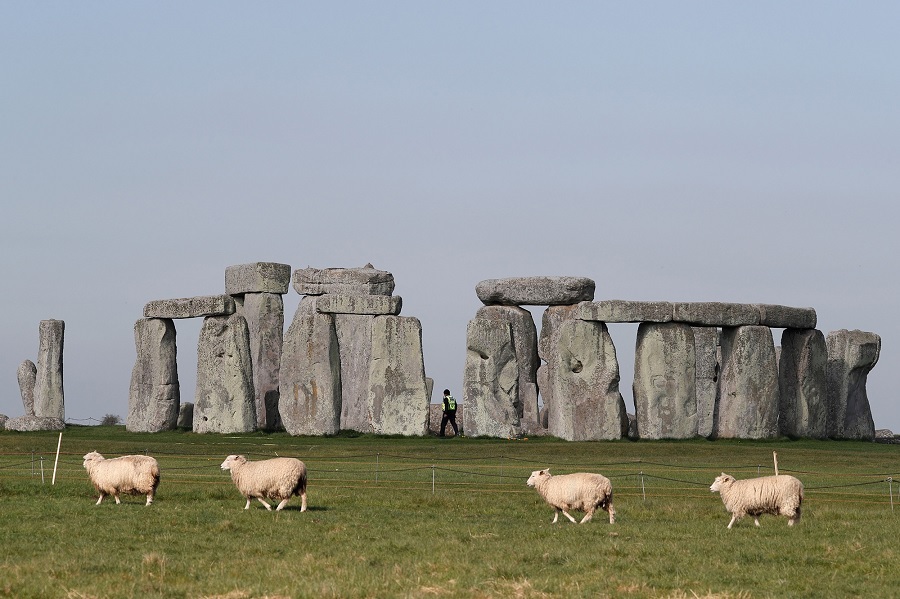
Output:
[244, 498, 252, 510]
[561, 509, 578, 523]
[95, 493, 105, 506]
[145, 493, 153, 506]
[275, 498, 290, 511]
[300, 491, 307, 512]
[727, 514, 738, 529]
[114, 494, 121, 505]
[257, 497, 273, 511]
[552, 510, 559, 523]
[754, 517, 761, 527]
[579, 508, 595, 524]
[607, 503, 616, 524]
[788, 517, 796, 527]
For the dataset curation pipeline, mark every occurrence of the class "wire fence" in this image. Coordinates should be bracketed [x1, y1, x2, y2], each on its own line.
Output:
[1, 445, 896, 511]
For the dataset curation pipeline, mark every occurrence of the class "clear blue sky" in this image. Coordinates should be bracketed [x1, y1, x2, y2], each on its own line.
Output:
[2, 3, 897, 430]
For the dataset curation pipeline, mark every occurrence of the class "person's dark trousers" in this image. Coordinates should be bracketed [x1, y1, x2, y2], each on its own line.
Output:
[440, 412, 458, 436]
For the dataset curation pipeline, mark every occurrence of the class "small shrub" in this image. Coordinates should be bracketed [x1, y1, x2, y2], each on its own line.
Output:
[100, 414, 122, 426]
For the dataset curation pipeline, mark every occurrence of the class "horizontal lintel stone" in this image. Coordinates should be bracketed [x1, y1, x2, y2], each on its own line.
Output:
[225, 262, 291, 295]
[672, 302, 760, 327]
[475, 276, 595, 306]
[576, 300, 673, 323]
[293, 266, 395, 296]
[755, 304, 817, 329]
[315, 294, 402, 315]
[144, 295, 235, 319]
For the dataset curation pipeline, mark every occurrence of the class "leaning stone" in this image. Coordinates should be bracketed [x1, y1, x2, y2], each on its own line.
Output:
[826, 329, 880, 440]
[368, 316, 430, 436]
[756, 304, 817, 329]
[127, 318, 180, 433]
[177, 402, 194, 430]
[5, 415, 65, 432]
[193, 313, 256, 434]
[714, 326, 779, 439]
[279, 311, 342, 436]
[778, 329, 827, 438]
[476, 305, 539, 431]
[315, 294, 402, 316]
[237, 293, 285, 431]
[547, 319, 628, 441]
[576, 300, 673, 323]
[225, 262, 291, 295]
[672, 302, 760, 327]
[292, 265, 395, 296]
[144, 295, 235, 319]
[475, 276, 595, 306]
[336, 314, 375, 433]
[17, 359, 37, 416]
[693, 327, 719, 438]
[633, 323, 698, 439]
[34, 320, 65, 420]
[463, 318, 521, 438]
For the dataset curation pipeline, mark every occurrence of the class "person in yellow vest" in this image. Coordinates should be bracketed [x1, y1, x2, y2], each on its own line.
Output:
[440, 389, 459, 437]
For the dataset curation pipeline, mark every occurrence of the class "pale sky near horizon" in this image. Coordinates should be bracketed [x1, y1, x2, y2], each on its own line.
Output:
[2, 3, 898, 431]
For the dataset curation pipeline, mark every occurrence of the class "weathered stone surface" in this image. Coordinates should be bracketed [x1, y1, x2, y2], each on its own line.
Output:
[236, 293, 284, 431]
[576, 300, 673, 323]
[547, 319, 628, 441]
[368, 316, 430, 435]
[425, 377, 434, 403]
[225, 262, 291, 295]
[673, 302, 760, 327]
[0, 414, 7, 430]
[193, 313, 256, 434]
[315, 294, 402, 316]
[336, 314, 375, 433]
[693, 327, 719, 438]
[144, 295, 235, 319]
[127, 318, 180, 433]
[292, 265, 395, 296]
[778, 329, 827, 438]
[714, 326, 779, 439]
[177, 402, 194, 429]
[5, 415, 65, 431]
[475, 276, 595, 306]
[279, 311, 342, 436]
[826, 329, 880, 440]
[757, 304, 817, 329]
[536, 305, 579, 419]
[463, 318, 521, 438]
[34, 319, 64, 420]
[475, 305, 539, 430]
[633, 323, 698, 439]
[17, 359, 36, 416]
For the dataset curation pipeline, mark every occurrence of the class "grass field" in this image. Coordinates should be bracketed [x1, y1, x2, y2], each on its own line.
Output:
[0, 426, 898, 598]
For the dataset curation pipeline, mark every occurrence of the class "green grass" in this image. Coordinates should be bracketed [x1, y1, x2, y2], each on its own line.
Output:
[0, 427, 898, 598]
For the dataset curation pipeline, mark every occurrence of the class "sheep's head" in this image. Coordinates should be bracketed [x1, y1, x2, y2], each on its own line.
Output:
[710, 473, 734, 493]
[526, 469, 551, 487]
[82, 451, 103, 469]
[221, 455, 247, 471]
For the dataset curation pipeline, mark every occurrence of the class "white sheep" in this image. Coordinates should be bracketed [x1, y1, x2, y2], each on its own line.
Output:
[526, 468, 615, 524]
[709, 472, 804, 529]
[220, 454, 308, 511]
[82, 451, 160, 506]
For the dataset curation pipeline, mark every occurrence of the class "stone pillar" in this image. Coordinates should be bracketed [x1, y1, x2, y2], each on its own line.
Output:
[633, 322, 697, 439]
[548, 319, 627, 441]
[536, 305, 578, 429]
[34, 319, 65, 420]
[463, 318, 521, 438]
[336, 314, 375, 432]
[193, 313, 256, 433]
[714, 325, 779, 439]
[17, 359, 37, 417]
[279, 310, 342, 436]
[693, 327, 719, 438]
[127, 318, 180, 432]
[236, 293, 285, 431]
[778, 329, 827, 438]
[826, 329, 880, 440]
[368, 316, 429, 436]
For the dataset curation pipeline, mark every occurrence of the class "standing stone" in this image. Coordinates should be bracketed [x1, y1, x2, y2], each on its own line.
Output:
[337, 314, 375, 432]
[279, 311, 342, 436]
[177, 402, 194, 429]
[693, 327, 719, 438]
[475, 276, 595, 306]
[475, 305, 539, 432]
[237, 293, 285, 431]
[193, 313, 256, 434]
[34, 319, 65, 420]
[368, 316, 430, 436]
[548, 319, 628, 441]
[17, 359, 37, 416]
[779, 329, 827, 438]
[826, 329, 880, 440]
[536, 305, 579, 426]
[127, 318, 180, 433]
[714, 326, 779, 439]
[633, 323, 697, 439]
[463, 318, 521, 438]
